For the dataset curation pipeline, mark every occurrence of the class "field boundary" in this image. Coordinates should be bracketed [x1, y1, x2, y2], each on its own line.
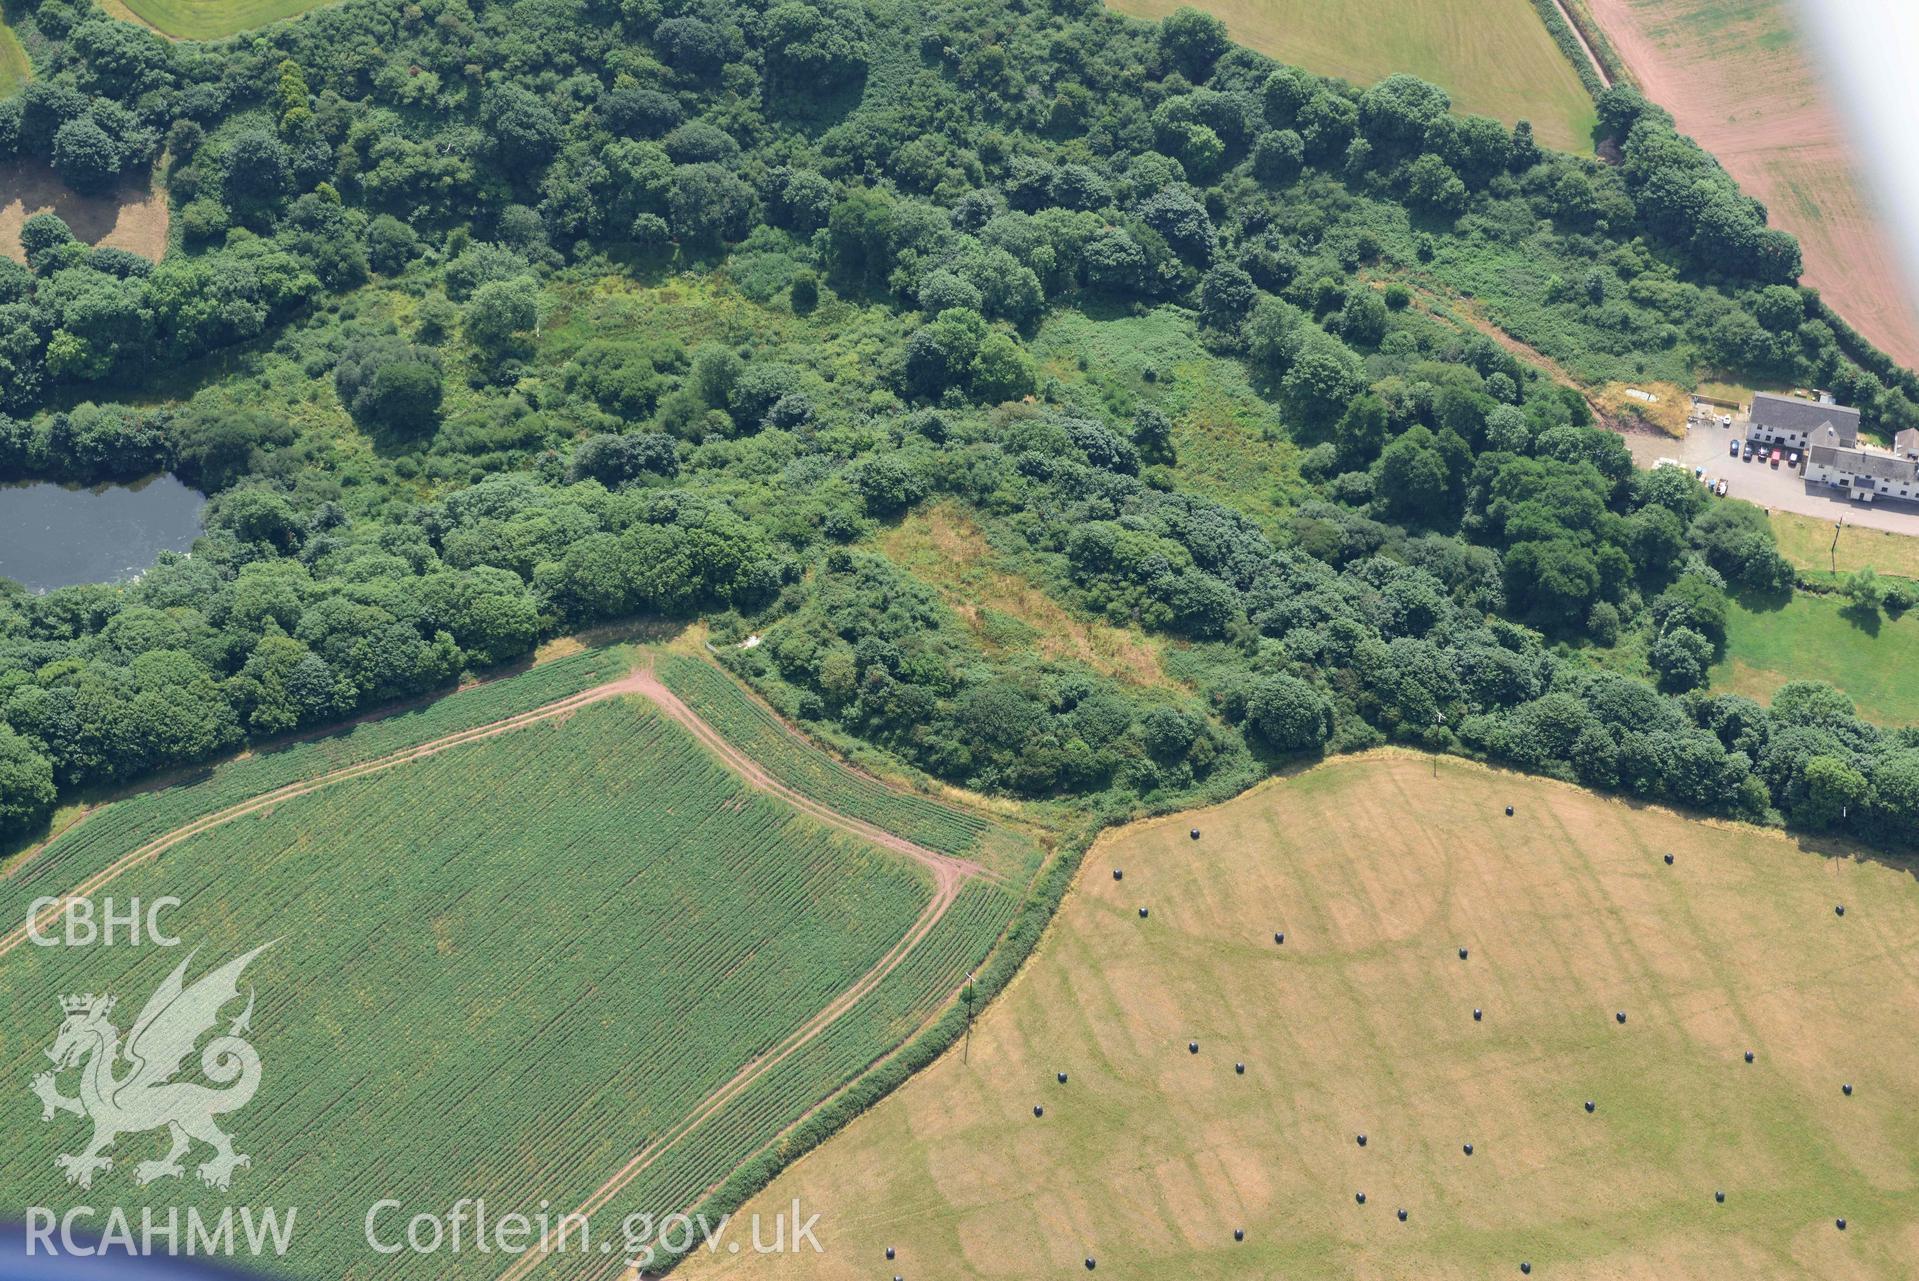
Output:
[1529, 0, 1610, 96]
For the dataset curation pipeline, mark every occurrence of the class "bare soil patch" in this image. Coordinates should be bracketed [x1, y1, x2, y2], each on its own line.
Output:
[1583, 0, 1919, 368]
[0, 157, 169, 264]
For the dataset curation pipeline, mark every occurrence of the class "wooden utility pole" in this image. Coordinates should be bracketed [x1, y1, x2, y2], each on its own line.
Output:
[1832, 517, 1844, 575]
[961, 980, 977, 1063]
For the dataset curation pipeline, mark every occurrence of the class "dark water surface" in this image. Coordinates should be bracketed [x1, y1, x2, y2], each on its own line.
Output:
[0, 475, 206, 591]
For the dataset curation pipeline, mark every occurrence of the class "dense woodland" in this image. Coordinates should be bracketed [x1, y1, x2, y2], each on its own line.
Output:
[0, 0, 1916, 851]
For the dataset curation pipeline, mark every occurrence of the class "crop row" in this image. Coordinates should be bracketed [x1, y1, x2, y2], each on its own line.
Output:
[0, 697, 933, 1281]
[0, 646, 629, 927]
[660, 655, 989, 857]
[542, 879, 1021, 1281]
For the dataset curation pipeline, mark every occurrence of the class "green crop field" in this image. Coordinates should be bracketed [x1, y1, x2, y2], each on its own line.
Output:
[1712, 593, 1919, 726]
[0, 688, 1015, 1280]
[107, 0, 336, 39]
[0, 644, 632, 923]
[1105, 0, 1599, 151]
[685, 753, 1919, 1281]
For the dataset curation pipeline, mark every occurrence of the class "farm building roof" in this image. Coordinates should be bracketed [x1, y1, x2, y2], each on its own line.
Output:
[1751, 391, 1859, 445]
[1808, 445, 1919, 482]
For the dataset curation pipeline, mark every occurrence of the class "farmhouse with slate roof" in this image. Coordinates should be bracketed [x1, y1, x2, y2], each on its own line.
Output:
[1805, 443, 1919, 505]
[1747, 391, 1859, 451]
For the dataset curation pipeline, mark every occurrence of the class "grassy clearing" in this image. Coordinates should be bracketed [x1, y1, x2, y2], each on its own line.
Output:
[1712, 593, 1919, 726]
[0, 158, 170, 265]
[109, 0, 334, 39]
[0, 18, 27, 96]
[1106, 0, 1599, 150]
[1769, 510, 1919, 582]
[1031, 306, 1302, 537]
[685, 752, 1919, 1281]
[875, 501, 1176, 692]
[0, 694, 961, 1280]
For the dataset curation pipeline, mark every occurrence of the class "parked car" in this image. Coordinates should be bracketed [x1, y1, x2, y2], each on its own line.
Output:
[1743, 441, 1755, 460]
[1770, 449, 1782, 468]
[1719, 414, 1733, 427]
[1715, 478, 1729, 497]
[1788, 450, 1801, 468]
[1729, 439, 1741, 458]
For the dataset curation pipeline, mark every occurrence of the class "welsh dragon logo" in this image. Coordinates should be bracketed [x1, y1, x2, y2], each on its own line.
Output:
[30, 944, 274, 1191]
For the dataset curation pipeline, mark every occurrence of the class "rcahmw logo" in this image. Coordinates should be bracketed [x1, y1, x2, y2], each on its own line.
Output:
[25, 1206, 298, 1259]
[30, 943, 275, 1191]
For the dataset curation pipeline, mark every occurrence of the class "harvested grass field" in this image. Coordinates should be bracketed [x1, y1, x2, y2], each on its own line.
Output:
[1106, 0, 1599, 151]
[1770, 510, 1919, 582]
[105, 0, 334, 39]
[0, 662, 1018, 1280]
[1712, 593, 1919, 726]
[1583, 0, 1919, 368]
[0, 158, 168, 264]
[684, 753, 1919, 1280]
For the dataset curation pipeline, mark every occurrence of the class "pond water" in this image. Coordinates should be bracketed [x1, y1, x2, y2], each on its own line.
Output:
[0, 475, 207, 592]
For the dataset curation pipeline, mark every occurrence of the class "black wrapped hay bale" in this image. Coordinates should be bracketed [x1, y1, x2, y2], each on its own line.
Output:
[1397, 1208, 1407, 1222]
[886, 1247, 896, 1261]
[1463, 1143, 1474, 1156]
[1356, 1133, 1367, 1147]
[1112, 868, 1123, 881]
[1745, 1050, 1754, 1064]
[1138, 906, 1149, 919]
[1274, 931, 1285, 945]
[1715, 1190, 1725, 1204]
[1190, 828, 1200, 841]
[1473, 1007, 1483, 1022]
[1188, 1040, 1199, 1055]
[1355, 1191, 1366, 1205]
[1664, 852, 1674, 865]
[1058, 1071, 1068, 1084]
[1235, 1062, 1245, 1075]
[1843, 1083, 1853, 1096]
[1033, 1105, 1044, 1118]
[1505, 806, 1514, 817]
[1585, 1100, 1595, 1113]
[1233, 1229, 1244, 1242]
[1616, 1011, 1628, 1025]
